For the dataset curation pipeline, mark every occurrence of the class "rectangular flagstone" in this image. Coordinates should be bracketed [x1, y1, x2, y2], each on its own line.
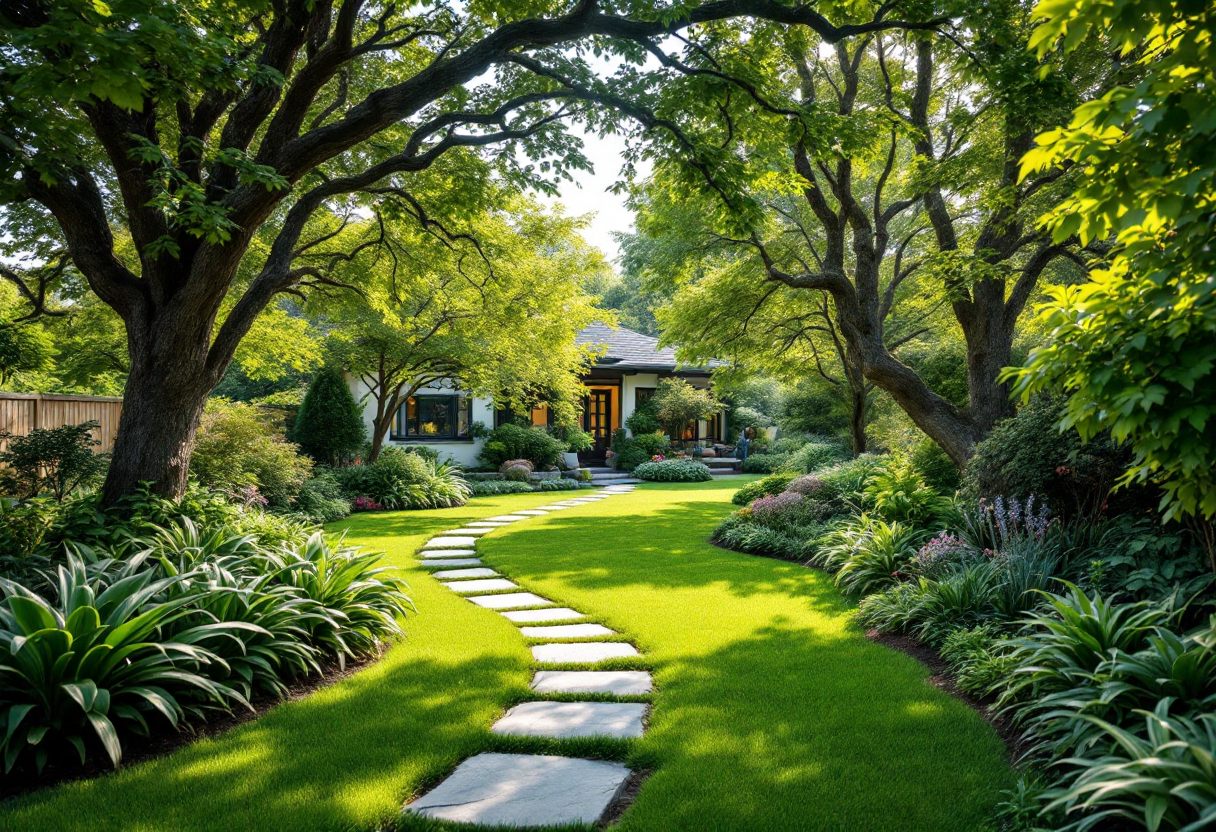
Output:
[442, 527, 492, 535]
[469, 592, 553, 610]
[425, 536, 478, 548]
[512, 510, 549, 516]
[431, 567, 498, 580]
[444, 578, 517, 594]
[532, 642, 639, 664]
[403, 752, 630, 827]
[420, 558, 482, 568]
[534, 505, 570, 511]
[520, 623, 616, 639]
[531, 670, 653, 696]
[466, 521, 513, 527]
[491, 701, 647, 739]
[501, 607, 585, 623]
[417, 548, 477, 557]
[485, 515, 525, 522]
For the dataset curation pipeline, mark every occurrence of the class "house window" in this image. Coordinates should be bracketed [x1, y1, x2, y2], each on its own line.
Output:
[393, 395, 473, 440]
[634, 387, 656, 408]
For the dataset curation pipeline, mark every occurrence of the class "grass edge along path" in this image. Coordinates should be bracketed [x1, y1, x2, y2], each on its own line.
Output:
[0, 482, 1012, 832]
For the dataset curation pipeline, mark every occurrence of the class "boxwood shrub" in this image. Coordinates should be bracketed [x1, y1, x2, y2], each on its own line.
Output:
[633, 459, 713, 482]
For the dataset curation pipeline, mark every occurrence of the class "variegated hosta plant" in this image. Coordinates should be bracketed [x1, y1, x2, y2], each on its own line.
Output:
[0, 555, 248, 773]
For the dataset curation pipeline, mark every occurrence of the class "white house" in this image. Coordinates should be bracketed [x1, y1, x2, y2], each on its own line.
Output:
[348, 322, 726, 467]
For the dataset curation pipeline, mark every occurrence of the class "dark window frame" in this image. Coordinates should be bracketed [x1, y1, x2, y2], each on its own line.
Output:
[391, 394, 474, 442]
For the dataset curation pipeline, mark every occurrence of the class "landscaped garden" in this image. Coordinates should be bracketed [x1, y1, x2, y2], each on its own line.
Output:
[0, 483, 1012, 832]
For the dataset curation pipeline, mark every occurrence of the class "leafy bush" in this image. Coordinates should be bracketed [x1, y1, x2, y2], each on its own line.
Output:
[912, 532, 981, 579]
[711, 514, 809, 560]
[501, 458, 534, 482]
[731, 473, 796, 505]
[651, 378, 724, 438]
[0, 421, 108, 501]
[815, 455, 889, 503]
[862, 456, 954, 527]
[0, 552, 248, 772]
[777, 441, 851, 475]
[633, 459, 712, 482]
[537, 479, 579, 492]
[729, 405, 775, 433]
[740, 453, 788, 474]
[816, 517, 926, 596]
[330, 448, 469, 510]
[478, 424, 566, 468]
[292, 474, 351, 523]
[470, 480, 534, 496]
[939, 625, 1017, 696]
[613, 431, 669, 472]
[191, 399, 313, 506]
[910, 438, 961, 494]
[961, 396, 1149, 520]
[0, 498, 56, 570]
[624, 398, 661, 436]
[292, 367, 366, 466]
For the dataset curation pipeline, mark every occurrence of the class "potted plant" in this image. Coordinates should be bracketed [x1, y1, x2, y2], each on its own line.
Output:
[563, 429, 594, 469]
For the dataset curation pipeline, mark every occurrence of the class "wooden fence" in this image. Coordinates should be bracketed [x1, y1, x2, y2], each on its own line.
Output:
[0, 393, 124, 453]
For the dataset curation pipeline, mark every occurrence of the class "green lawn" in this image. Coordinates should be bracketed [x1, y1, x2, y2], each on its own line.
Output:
[0, 482, 1011, 832]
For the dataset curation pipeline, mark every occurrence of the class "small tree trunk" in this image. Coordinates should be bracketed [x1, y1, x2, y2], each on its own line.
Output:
[849, 387, 867, 457]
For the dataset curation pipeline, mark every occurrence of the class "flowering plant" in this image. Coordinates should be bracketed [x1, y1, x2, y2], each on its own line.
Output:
[238, 484, 268, 509]
[751, 491, 805, 523]
[651, 454, 666, 462]
[352, 495, 385, 512]
[913, 531, 980, 578]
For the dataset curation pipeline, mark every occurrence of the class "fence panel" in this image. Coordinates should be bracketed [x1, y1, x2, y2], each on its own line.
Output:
[0, 393, 124, 453]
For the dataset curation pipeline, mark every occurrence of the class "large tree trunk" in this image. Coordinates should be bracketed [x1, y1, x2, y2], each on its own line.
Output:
[958, 279, 1018, 435]
[101, 318, 216, 504]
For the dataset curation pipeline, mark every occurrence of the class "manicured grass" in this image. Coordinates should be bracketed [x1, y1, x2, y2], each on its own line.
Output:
[0, 483, 1012, 832]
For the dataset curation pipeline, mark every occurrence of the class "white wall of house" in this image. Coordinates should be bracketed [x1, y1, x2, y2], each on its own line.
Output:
[619, 372, 723, 442]
[346, 374, 491, 466]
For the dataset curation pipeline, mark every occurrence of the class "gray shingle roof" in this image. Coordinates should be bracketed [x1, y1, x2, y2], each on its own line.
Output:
[575, 322, 718, 373]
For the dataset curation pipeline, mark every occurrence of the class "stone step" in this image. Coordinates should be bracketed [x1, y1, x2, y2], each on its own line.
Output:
[403, 753, 631, 827]
[484, 515, 526, 522]
[710, 471, 745, 478]
[420, 558, 482, 568]
[593, 477, 642, 485]
[531, 670, 653, 696]
[466, 520, 514, 527]
[511, 509, 549, 516]
[520, 623, 615, 639]
[532, 642, 640, 664]
[582, 466, 614, 474]
[416, 548, 477, 558]
[469, 592, 553, 610]
[501, 607, 585, 623]
[491, 701, 646, 739]
[431, 567, 498, 580]
[424, 536, 479, 548]
[441, 527, 492, 535]
[534, 504, 571, 511]
[704, 457, 740, 466]
[444, 578, 517, 594]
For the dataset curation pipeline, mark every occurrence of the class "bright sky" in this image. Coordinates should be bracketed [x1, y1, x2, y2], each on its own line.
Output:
[536, 125, 638, 266]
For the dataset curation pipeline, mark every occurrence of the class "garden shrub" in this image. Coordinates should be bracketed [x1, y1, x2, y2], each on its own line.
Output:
[776, 441, 851, 475]
[331, 447, 469, 510]
[537, 479, 579, 491]
[0, 519, 411, 774]
[731, 472, 796, 505]
[632, 459, 713, 482]
[191, 399, 313, 506]
[651, 378, 723, 437]
[938, 625, 1017, 696]
[0, 420, 108, 501]
[815, 454, 889, 503]
[910, 438, 960, 493]
[292, 474, 351, 523]
[862, 456, 954, 527]
[470, 480, 534, 496]
[292, 367, 366, 466]
[729, 405, 774, 434]
[816, 517, 927, 596]
[961, 396, 1149, 520]
[624, 398, 661, 436]
[740, 453, 788, 474]
[478, 424, 566, 468]
[500, 458, 534, 482]
[711, 514, 809, 560]
[613, 431, 668, 472]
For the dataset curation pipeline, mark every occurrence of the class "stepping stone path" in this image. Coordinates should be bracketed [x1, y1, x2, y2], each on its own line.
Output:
[403, 484, 651, 828]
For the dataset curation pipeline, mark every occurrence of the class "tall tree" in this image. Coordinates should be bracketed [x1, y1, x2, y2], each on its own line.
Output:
[318, 195, 601, 461]
[0, 0, 941, 504]
[626, 8, 1105, 466]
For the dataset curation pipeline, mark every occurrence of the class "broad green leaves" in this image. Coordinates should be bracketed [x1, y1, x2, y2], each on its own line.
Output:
[1010, 0, 1216, 520]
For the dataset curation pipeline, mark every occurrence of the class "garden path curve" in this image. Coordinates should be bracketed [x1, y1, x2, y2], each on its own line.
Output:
[402, 484, 646, 828]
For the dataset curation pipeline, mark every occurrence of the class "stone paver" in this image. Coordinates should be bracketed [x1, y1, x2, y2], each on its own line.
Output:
[403, 753, 630, 827]
[469, 592, 553, 610]
[417, 548, 477, 557]
[425, 536, 478, 548]
[444, 578, 517, 594]
[420, 558, 482, 568]
[466, 521, 514, 527]
[485, 515, 526, 522]
[431, 567, 498, 580]
[534, 505, 570, 511]
[512, 510, 549, 516]
[520, 623, 616, 639]
[443, 527, 492, 535]
[532, 642, 639, 664]
[501, 607, 585, 623]
[491, 701, 647, 739]
[531, 670, 653, 696]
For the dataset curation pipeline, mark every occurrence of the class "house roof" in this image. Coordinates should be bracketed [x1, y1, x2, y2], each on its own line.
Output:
[575, 322, 720, 374]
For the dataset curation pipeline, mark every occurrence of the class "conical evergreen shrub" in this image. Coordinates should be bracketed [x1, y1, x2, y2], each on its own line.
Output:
[293, 366, 366, 465]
